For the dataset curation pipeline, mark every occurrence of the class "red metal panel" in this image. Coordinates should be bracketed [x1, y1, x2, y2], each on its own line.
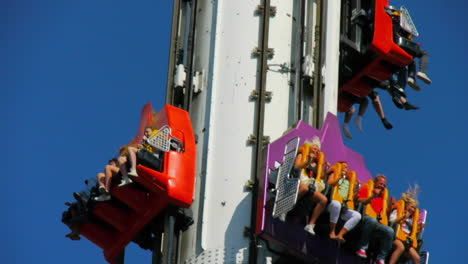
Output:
[102, 198, 169, 263]
[74, 104, 196, 263]
[93, 203, 133, 232]
[371, 0, 393, 55]
[338, 0, 414, 111]
[165, 105, 196, 208]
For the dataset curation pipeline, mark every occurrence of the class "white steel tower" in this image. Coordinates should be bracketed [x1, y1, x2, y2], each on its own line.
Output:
[164, 0, 341, 263]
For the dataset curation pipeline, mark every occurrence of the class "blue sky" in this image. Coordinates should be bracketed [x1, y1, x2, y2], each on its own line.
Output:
[3, 1, 467, 263]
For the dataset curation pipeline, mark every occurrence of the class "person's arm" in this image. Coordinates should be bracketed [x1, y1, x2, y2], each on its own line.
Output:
[294, 153, 307, 169]
[357, 185, 376, 205]
[358, 195, 372, 205]
[398, 210, 411, 224]
[389, 209, 398, 224]
[327, 168, 340, 186]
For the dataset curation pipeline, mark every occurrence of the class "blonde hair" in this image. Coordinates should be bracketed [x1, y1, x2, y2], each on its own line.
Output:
[304, 136, 321, 150]
[119, 145, 129, 156]
[401, 184, 419, 207]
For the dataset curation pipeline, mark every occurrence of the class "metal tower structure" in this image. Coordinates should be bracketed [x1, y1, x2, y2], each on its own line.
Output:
[164, 0, 341, 263]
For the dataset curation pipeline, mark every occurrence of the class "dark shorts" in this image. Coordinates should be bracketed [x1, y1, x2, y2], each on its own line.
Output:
[341, 91, 367, 104]
[368, 90, 378, 100]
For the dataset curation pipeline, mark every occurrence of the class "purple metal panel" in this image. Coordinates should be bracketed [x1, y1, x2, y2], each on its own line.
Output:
[256, 113, 373, 262]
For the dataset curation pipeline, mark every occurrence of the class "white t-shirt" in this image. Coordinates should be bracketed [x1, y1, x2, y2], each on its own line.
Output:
[390, 209, 413, 234]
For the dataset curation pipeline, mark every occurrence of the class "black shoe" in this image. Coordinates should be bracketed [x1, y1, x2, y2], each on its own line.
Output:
[392, 85, 406, 97]
[73, 192, 86, 204]
[381, 118, 393, 130]
[403, 102, 419, 110]
[391, 96, 404, 109]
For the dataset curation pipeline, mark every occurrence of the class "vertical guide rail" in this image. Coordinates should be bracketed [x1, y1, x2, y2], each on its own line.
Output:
[161, 1, 183, 263]
[293, 0, 306, 123]
[152, 228, 163, 264]
[162, 213, 176, 264]
[166, 0, 182, 105]
[312, 0, 324, 128]
[250, 0, 272, 263]
[182, 0, 198, 112]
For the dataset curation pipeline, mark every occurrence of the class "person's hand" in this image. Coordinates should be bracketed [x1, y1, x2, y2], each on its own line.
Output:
[118, 155, 127, 165]
[372, 187, 382, 196]
[404, 210, 411, 219]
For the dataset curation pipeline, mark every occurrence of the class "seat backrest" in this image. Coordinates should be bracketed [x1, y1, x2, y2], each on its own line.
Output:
[328, 162, 342, 201]
[393, 199, 419, 248]
[362, 179, 389, 225]
[344, 171, 357, 210]
[296, 144, 324, 181]
[329, 163, 357, 210]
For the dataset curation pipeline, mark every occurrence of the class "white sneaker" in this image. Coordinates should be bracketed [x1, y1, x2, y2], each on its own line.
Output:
[354, 116, 363, 133]
[279, 213, 286, 222]
[94, 194, 111, 202]
[304, 224, 316, 235]
[342, 124, 352, 139]
[416, 72, 432, 84]
[118, 177, 133, 187]
[407, 77, 420, 91]
[128, 169, 138, 177]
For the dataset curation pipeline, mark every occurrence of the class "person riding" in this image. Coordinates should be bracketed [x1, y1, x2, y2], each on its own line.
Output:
[293, 136, 328, 236]
[326, 161, 361, 243]
[388, 186, 422, 264]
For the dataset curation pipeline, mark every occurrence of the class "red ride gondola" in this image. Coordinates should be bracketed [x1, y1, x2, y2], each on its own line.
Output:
[338, 0, 414, 113]
[68, 104, 196, 263]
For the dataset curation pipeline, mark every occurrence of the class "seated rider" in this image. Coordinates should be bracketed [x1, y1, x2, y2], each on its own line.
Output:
[94, 147, 133, 202]
[326, 161, 361, 243]
[355, 175, 394, 264]
[377, 79, 419, 111]
[341, 90, 393, 140]
[125, 126, 155, 177]
[293, 136, 328, 236]
[96, 158, 119, 194]
[386, 5, 432, 90]
[388, 185, 422, 264]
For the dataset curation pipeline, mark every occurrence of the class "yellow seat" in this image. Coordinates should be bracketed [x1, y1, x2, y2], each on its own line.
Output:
[328, 162, 356, 210]
[362, 179, 389, 225]
[393, 199, 419, 248]
[296, 144, 324, 182]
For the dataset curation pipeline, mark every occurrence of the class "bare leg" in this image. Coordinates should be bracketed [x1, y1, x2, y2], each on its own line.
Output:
[297, 183, 309, 200]
[104, 165, 120, 191]
[371, 95, 385, 119]
[329, 223, 337, 239]
[327, 200, 341, 240]
[354, 98, 368, 133]
[335, 227, 348, 243]
[372, 94, 393, 129]
[400, 96, 419, 110]
[344, 107, 354, 124]
[308, 191, 327, 225]
[357, 97, 369, 117]
[389, 240, 405, 264]
[335, 208, 360, 243]
[343, 108, 354, 139]
[408, 247, 420, 264]
[97, 172, 106, 189]
[128, 147, 138, 171]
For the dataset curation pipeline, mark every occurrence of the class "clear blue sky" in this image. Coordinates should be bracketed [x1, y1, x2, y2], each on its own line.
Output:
[3, 1, 467, 263]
